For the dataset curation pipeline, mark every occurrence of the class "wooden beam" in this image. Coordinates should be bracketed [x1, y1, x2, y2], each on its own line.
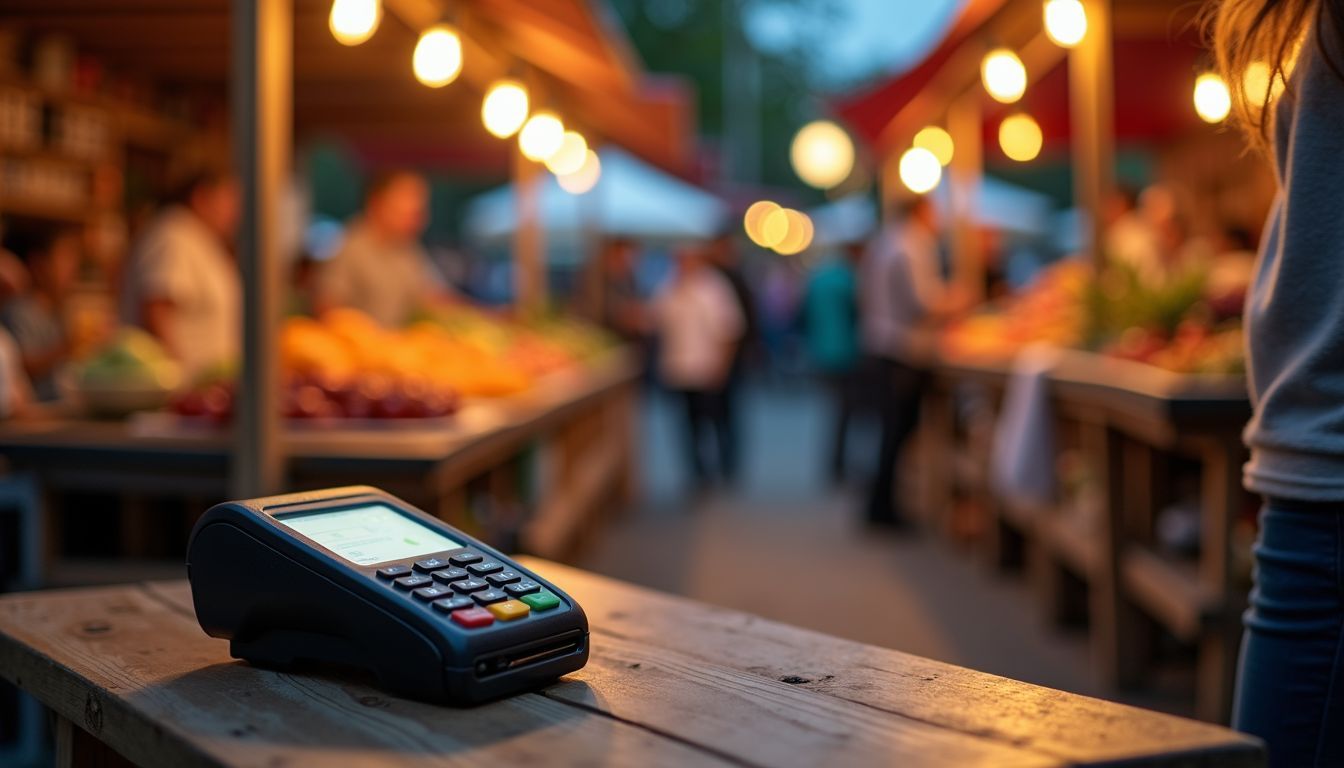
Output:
[1071, 0, 1116, 266]
[947, 90, 984, 301]
[512, 121, 546, 316]
[230, 0, 289, 499]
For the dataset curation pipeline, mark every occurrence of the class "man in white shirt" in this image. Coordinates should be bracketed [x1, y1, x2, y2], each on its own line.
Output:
[860, 195, 961, 528]
[653, 245, 744, 486]
[121, 169, 241, 382]
[314, 170, 448, 328]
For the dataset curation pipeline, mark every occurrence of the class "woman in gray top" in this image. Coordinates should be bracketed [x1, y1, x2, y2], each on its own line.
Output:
[1213, 0, 1344, 764]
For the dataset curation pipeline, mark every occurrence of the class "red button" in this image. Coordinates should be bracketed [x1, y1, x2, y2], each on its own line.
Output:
[450, 606, 495, 628]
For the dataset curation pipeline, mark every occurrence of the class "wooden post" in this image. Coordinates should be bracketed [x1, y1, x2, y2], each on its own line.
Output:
[1070, 0, 1115, 267]
[513, 144, 546, 317]
[230, 0, 290, 498]
[947, 91, 983, 301]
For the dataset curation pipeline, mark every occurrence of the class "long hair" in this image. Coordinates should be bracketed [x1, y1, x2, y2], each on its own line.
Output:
[1207, 0, 1344, 149]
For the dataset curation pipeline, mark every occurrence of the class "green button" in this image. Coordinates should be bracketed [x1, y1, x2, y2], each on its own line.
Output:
[520, 591, 561, 611]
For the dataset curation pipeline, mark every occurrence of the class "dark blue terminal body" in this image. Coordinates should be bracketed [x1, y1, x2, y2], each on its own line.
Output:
[187, 486, 588, 705]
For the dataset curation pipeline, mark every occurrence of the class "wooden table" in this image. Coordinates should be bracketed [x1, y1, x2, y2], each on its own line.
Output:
[0, 558, 1261, 767]
[0, 356, 638, 583]
[926, 350, 1253, 722]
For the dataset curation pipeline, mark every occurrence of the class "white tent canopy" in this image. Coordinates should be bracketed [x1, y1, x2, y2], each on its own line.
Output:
[464, 147, 728, 246]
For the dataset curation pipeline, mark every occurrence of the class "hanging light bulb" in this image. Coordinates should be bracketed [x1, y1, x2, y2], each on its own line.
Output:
[898, 147, 941, 194]
[772, 209, 815, 256]
[519, 111, 565, 161]
[558, 150, 601, 194]
[790, 120, 855, 189]
[744, 201, 781, 247]
[1241, 61, 1285, 107]
[999, 113, 1043, 162]
[1043, 0, 1087, 48]
[329, 0, 380, 46]
[545, 131, 589, 176]
[482, 80, 529, 138]
[413, 24, 463, 88]
[913, 126, 954, 166]
[1193, 72, 1232, 123]
[981, 48, 1027, 103]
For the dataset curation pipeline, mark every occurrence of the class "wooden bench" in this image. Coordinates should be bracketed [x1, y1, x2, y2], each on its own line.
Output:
[0, 558, 1262, 767]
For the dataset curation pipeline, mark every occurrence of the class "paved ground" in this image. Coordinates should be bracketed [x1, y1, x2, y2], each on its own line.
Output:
[576, 381, 1185, 710]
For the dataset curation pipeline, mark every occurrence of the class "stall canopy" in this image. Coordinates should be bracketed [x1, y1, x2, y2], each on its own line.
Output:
[0, 0, 698, 176]
[833, 0, 1205, 160]
[464, 147, 727, 245]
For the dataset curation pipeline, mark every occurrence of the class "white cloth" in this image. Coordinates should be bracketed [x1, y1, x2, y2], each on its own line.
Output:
[990, 344, 1062, 508]
[860, 221, 942, 361]
[653, 268, 744, 390]
[121, 207, 240, 380]
[316, 219, 446, 328]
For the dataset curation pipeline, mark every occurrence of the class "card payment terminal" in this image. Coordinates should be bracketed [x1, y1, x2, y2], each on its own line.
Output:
[187, 486, 588, 705]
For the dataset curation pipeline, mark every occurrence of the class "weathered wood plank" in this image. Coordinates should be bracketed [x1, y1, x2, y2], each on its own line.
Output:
[142, 583, 1055, 767]
[0, 586, 731, 768]
[520, 558, 1263, 767]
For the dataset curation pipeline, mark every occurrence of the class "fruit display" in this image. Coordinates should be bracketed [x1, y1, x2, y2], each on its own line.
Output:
[940, 257, 1249, 376]
[77, 329, 182, 416]
[167, 305, 616, 424]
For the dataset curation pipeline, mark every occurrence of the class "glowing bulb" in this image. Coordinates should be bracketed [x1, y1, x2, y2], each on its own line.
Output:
[482, 80, 529, 138]
[519, 112, 565, 161]
[760, 209, 792, 249]
[545, 131, 588, 176]
[790, 120, 855, 189]
[329, 0, 380, 46]
[558, 150, 601, 194]
[413, 25, 462, 88]
[898, 147, 941, 194]
[744, 201, 781, 247]
[981, 48, 1027, 104]
[999, 113, 1043, 162]
[1043, 0, 1087, 48]
[913, 126, 954, 166]
[1194, 72, 1231, 123]
[1241, 61, 1285, 106]
[772, 209, 815, 256]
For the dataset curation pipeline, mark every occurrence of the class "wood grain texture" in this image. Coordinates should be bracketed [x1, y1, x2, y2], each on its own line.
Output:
[521, 559, 1263, 767]
[0, 585, 729, 767]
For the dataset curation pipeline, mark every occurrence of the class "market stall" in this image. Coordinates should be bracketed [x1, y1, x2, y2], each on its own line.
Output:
[828, 0, 1268, 722]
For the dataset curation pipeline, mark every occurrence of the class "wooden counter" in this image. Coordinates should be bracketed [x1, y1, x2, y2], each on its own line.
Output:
[0, 558, 1262, 767]
[926, 350, 1252, 722]
[0, 355, 639, 583]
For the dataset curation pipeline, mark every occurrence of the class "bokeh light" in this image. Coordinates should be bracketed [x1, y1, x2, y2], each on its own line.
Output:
[744, 201, 782, 247]
[1043, 0, 1087, 48]
[981, 48, 1027, 104]
[545, 131, 589, 176]
[329, 0, 380, 46]
[482, 80, 529, 138]
[772, 209, 815, 255]
[412, 25, 462, 88]
[1241, 61, 1285, 107]
[898, 147, 942, 194]
[913, 126, 954, 167]
[519, 112, 565, 161]
[790, 120, 855, 189]
[1194, 72, 1231, 123]
[999, 113, 1043, 162]
[557, 150, 601, 195]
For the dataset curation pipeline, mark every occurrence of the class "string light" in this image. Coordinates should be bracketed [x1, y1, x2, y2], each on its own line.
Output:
[1193, 73, 1231, 123]
[329, 0, 380, 46]
[545, 131, 589, 176]
[999, 113, 1043, 162]
[790, 120, 855, 189]
[482, 80, 529, 138]
[413, 25, 463, 88]
[771, 209, 815, 255]
[981, 48, 1027, 104]
[557, 150, 601, 194]
[898, 147, 941, 194]
[519, 111, 565, 161]
[1043, 0, 1087, 48]
[744, 201, 781, 247]
[913, 126, 954, 166]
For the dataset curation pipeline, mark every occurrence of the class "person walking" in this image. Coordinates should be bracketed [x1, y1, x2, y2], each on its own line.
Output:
[1213, 1, 1344, 764]
[652, 243, 744, 488]
[803, 240, 864, 484]
[859, 196, 962, 528]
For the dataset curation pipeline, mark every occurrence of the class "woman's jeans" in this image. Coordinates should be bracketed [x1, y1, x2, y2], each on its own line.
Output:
[1233, 499, 1344, 767]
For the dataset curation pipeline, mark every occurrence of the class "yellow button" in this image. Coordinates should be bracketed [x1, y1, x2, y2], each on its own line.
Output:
[487, 599, 530, 621]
